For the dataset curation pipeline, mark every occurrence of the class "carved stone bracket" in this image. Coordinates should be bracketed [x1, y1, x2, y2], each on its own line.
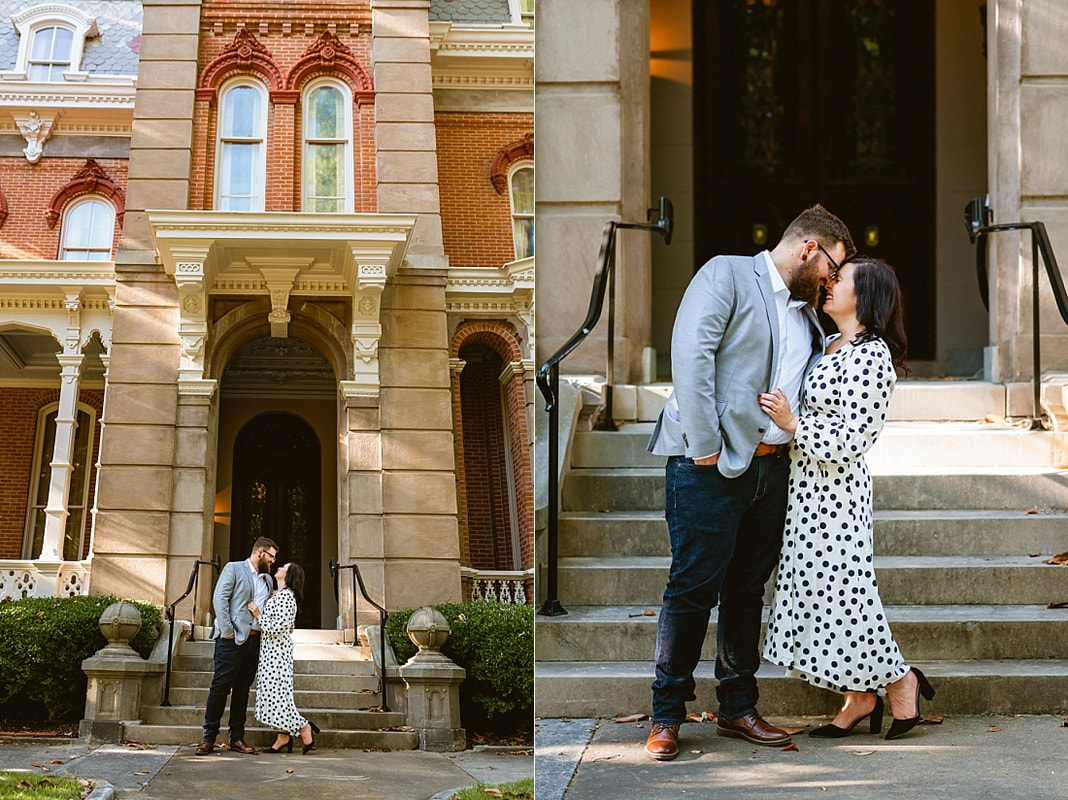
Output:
[350, 255, 390, 396]
[172, 248, 210, 383]
[255, 266, 303, 338]
[62, 290, 82, 355]
[13, 110, 59, 164]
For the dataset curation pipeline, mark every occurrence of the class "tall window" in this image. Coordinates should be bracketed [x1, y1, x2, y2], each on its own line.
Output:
[217, 81, 267, 211]
[509, 163, 534, 259]
[28, 26, 74, 80]
[61, 198, 115, 260]
[303, 80, 353, 212]
[24, 403, 96, 561]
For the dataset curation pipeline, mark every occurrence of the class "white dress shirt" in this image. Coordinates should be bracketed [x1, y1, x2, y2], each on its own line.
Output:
[761, 250, 810, 445]
[248, 559, 271, 632]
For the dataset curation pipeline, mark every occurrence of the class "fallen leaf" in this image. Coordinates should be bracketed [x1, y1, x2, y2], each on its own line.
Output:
[1062, 718, 1068, 728]
[988, 726, 1001, 732]
[1030, 553, 1042, 557]
[920, 715, 944, 725]
[1027, 509, 1039, 515]
[16, 781, 32, 790]
[781, 726, 806, 735]
[690, 749, 702, 754]
[1048, 602, 1068, 609]
[684, 713, 704, 723]
[1046, 551, 1068, 565]
[852, 750, 875, 756]
[782, 742, 799, 752]
[285, 768, 294, 774]
[591, 754, 621, 762]
[614, 713, 648, 723]
[50, 760, 63, 764]
[484, 790, 504, 797]
[134, 771, 150, 775]
[643, 609, 656, 616]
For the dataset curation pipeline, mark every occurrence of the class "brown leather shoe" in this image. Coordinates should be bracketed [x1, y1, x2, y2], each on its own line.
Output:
[227, 739, 258, 754]
[644, 722, 681, 761]
[716, 713, 792, 747]
[195, 741, 214, 755]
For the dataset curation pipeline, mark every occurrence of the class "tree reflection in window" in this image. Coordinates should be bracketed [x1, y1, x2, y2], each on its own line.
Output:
[846, 1, 897, 176]
[729, 0, 786, 177]
[247, 480, 266, 539]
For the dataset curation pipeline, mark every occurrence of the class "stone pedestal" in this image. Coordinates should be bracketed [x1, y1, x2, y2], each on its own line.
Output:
[398, 607, 466, 751]
[80, 601, 163, 742]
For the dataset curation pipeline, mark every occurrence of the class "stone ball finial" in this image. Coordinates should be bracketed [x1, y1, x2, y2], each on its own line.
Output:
[406, 607, 451, 653]
[97, 601, 142, 657]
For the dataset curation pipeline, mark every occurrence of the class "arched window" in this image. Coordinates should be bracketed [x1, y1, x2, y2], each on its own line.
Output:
[216, 80, 268, 211]
[302, 79, 353, 213]
[28, 25, 75, 81]
[24, 402, 96, 561]
[60, 197, 115, 260]
[509, 163, 534, 260]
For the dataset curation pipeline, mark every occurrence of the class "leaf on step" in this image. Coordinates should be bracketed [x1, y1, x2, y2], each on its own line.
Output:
[852, 750, 875, 757]
[780, 726, 806, 735]
[684, 713, 704, 723]
[1047, 602, 1068, 609]
[1045, 551, 1068, 565]
[614, 713, 648, 723]
[690, 749, 703, 754]
[987, 726, 1001, 732]
[134, 771, 150, 775]
[919, 715, 944, 725]
[286, 768, 294, 773]
[782, 742, 799, 752]
[1027, 509, 1039, 515]
[1030, 553, 1042, 557]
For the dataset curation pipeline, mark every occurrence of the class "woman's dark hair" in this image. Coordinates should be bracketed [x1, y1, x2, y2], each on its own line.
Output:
[283, 562, 305, 613]
[849, 256, 909, 374]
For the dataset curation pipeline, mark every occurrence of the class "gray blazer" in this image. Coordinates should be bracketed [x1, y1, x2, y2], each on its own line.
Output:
[648, 254, 826, 478]
[211, 559, 271, 645]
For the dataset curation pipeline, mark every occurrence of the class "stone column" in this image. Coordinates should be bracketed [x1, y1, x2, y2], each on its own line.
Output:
[535, 0, 652, 382]
[371, 0, 445, 262]
[40, 349, 84, 563]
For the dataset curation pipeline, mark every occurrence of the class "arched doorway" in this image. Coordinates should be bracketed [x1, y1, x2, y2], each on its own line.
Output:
[230, 412, 322, 628]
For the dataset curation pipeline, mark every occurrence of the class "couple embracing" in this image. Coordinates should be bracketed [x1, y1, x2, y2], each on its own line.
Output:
[644, 205, 935, 761]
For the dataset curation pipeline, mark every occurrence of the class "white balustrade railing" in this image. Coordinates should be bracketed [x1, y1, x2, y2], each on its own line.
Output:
[0, 560, 91, 602]
[460, 567, 533, 605]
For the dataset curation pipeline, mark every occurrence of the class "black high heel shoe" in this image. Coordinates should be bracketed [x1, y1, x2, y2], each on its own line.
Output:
[809, 695, 884, 738]
[885, 667, 936, 740]
[265, 735, 292, 753]
[301, 722, 317, 754]
[309, 720, 321, 734]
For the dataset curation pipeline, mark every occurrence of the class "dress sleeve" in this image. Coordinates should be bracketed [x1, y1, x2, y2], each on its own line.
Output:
[259, 589, 296, 634]
[793, 341, 895, 465]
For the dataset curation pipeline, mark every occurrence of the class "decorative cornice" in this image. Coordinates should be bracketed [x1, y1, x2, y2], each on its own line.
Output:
[0, 83, 137, 107]
[198, 28, 283, 97]
[45, 159, 125, 230]
[286, 30, 374, 105]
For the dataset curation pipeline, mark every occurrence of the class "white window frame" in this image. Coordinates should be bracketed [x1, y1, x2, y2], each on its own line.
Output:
[23, 401, 96, 561]
[508, 161, 534, 260]
[215, 78, 268, 212]
[60, 195, 116, 261]
[2, 4, 96, 82]
[301, 77, 354, 213]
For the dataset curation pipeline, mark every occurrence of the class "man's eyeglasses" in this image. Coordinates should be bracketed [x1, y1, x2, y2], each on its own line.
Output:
[813, 241, 842, 281]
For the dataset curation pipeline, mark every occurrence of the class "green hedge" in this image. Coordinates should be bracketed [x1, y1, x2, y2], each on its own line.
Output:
[386, 601, 533, 734]
[0, 595, 162, 721]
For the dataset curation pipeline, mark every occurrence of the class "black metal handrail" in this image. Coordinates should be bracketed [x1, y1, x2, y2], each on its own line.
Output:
[965, 197, 1068, 428]
[330, 558, 390, 711]
[536, 198, 674, 617]
[162, 555, 221, 707]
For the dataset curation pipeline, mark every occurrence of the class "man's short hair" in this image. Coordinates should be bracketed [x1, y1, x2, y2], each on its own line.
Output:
[251, 536, 279, 555]
[782, 204, 856, 259]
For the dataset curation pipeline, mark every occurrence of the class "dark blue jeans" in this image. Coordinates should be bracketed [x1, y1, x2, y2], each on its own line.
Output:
[202, 634, 261, 743]
[652, 451, 789, 723]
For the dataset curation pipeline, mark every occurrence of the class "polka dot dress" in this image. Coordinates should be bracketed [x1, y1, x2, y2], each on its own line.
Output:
[763, 337, 910, 694]
[253, 588, 309, 735]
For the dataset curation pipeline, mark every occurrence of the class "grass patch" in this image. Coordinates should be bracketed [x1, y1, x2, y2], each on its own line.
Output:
[448, 776, 533, 800]
[0, 772, 87, 799]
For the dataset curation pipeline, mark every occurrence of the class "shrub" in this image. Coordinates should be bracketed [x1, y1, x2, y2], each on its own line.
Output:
[386, 601, 533, 734]
[0, 595, 162, 721]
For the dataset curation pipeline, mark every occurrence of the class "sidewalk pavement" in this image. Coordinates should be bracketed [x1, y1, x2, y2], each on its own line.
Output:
[0, 737, 532, 800]
[536, 715, 1068, 799]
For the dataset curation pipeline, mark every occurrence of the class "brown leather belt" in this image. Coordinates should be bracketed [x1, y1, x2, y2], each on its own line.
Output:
[754, 442, 788, 457]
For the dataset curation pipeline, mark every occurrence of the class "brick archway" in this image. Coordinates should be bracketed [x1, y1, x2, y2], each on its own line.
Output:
[451, 321, 532, 602]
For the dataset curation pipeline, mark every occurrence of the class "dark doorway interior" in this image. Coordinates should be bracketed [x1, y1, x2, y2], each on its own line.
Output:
[231, 412, 321, 628]
[693, 0, 935, 359]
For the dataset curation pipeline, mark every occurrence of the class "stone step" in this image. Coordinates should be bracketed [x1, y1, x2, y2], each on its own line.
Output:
[122, 722, 419, 750]
[555, 555, 1068, 606]
[171, 653, 377, 674]
[561, 467, 1068, 512]
[609, 381, 1010, 424]
[557, 509, 1068, 558]
[572, 422, 1068, 469]
[138, 705, 404, 729]
[165, 670, 378, 692]
[176, 639, 371, 661]
[161, 686, 381, 709]
[534, 605, 1068, 662]
[533, 659, 1068, 718]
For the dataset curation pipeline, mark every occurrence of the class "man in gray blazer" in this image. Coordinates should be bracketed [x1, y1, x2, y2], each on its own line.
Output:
[644, 205, 854, 760]
[197, 536, 279, 755]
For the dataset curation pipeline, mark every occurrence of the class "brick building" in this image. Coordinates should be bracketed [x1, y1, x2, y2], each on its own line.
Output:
[0, 0, 534, 629]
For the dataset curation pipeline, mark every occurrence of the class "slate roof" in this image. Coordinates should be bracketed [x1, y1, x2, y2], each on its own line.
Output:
[1, 1, 142, 76]
[429, 0, 512, 25]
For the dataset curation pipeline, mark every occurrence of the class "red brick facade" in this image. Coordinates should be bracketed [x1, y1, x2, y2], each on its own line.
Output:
[436, 113, 534, 267]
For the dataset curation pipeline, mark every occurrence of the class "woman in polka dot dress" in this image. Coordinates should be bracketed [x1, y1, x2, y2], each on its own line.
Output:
[247, 562, 318, 753]
[758, 257, 936, 741]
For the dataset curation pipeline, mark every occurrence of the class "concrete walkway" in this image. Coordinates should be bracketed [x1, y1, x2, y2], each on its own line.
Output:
[0, 738, 532, 800]
[535, 715, 1068, 799]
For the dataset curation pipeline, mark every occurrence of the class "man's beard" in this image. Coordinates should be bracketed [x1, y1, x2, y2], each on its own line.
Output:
[787, 259, 823, 306]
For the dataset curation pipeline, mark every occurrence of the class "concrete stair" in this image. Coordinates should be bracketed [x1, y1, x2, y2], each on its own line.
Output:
[127, 630, 418, 750]
[535, 395, 1068, 719]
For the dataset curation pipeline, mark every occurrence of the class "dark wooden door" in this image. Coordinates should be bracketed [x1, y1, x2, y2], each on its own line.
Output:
[694, 0, 935, 358]
[231, 412, 321, 628]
